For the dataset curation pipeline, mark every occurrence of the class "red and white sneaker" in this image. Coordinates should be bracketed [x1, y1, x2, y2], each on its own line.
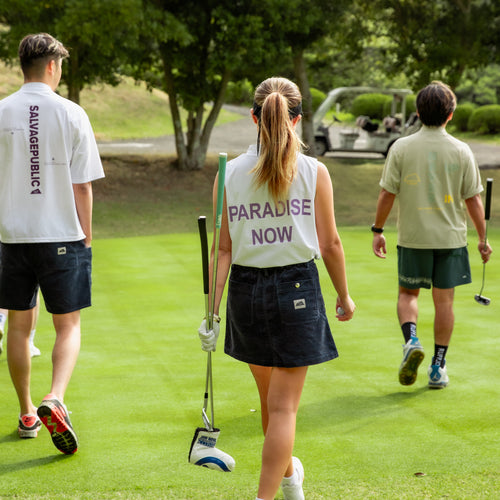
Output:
[37, 395, 78, 454]
[18, 412, 42, 439]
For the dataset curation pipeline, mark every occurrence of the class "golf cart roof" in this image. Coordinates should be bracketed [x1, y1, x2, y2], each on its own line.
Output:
[314, 86, 413, 127]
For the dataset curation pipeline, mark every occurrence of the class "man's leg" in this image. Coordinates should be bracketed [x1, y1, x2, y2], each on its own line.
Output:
[36, 310, 81, 454]
[7, 308, 37, 415]
[49, 310, 81, 401]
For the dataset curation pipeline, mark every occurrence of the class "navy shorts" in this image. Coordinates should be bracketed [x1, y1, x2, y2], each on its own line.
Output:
[224, 260, 338, 368]
[0, 241, 92, 314]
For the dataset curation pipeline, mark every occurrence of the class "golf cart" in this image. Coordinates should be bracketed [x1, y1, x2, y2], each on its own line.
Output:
[313, 87, 421, 157]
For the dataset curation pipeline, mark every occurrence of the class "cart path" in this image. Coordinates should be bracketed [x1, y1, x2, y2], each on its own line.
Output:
[97, 108, 500, 169]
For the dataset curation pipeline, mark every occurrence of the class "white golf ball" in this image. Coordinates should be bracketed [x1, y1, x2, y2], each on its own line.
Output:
[337, 306, 345, 316]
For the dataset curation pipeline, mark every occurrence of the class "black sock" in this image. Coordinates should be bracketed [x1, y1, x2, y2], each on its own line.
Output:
[401, 322, 417, 343]
[433, 345, 448, 368]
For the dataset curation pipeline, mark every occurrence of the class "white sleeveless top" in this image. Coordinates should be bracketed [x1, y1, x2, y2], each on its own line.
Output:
[225, 145, 321, 268]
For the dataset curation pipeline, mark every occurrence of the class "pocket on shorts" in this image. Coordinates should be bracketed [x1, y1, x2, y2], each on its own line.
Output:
[277, 279, 319, 326]
[228, 278, 254, 327]
[42, 242, 80, 270]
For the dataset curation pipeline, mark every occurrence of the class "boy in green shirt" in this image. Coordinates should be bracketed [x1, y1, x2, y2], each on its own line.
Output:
[372, 81, 492, 389]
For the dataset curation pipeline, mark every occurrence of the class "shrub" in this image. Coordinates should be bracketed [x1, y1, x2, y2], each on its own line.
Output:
[467, 105, 500, 134]
[310, 87, 326, 112]
[226, 79, 254, 105]
[451, 103, 476, 132]
[382, 94, 416, 118]
[351, 93, 392, 120]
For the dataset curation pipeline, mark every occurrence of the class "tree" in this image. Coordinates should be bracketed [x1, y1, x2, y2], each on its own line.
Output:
[255, 0, 352, 154]
[0, 0, 143, 103]
[359, 0, 500, 89]
[135, 0, 268, 170]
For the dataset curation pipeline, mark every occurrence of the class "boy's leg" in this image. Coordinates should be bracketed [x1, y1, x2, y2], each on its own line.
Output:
[432, 287, 454, 346]
[397, 287, 419, 327]
[7, 308, 38, 415]
[397, 287, 425, 385]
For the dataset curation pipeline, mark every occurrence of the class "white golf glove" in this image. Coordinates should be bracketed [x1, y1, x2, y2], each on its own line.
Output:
[198, 314, 220, 352]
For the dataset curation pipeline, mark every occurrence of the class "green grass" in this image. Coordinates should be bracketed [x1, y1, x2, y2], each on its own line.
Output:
[92, 154, 500, 238]
[1, 229, 498, 499]
[1, 61, 499, 498]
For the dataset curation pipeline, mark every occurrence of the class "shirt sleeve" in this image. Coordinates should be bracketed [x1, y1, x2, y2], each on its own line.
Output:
[461, 146, 483, 200]
[379, 145, 401, 195]
[70, 107, 105, 184]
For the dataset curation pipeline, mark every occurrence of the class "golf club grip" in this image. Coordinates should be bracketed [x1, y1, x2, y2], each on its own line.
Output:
[485, 178, 493, 221]
[209, 153, 228, 322]
[198, 216, 209, 295]
[215, 153, 227, 229]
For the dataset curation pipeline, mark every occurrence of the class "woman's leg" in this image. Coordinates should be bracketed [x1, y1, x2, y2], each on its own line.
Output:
[250, 364, 308, 500]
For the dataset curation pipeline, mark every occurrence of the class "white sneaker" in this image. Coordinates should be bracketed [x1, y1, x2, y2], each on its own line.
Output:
[281, 456, 305, 500]
[188, 427, 235, 472]
[428, 363, 449, 389]
[30, 343, 41, 357]
[399, 337, 425, 385]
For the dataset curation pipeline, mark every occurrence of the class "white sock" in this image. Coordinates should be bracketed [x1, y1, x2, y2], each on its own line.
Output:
[0, 313, 6, 330]
[282, 468, 297, 484]
[29, 329, 36, 343]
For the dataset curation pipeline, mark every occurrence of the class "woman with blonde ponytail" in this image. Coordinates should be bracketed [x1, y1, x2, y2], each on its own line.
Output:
[199, 77, 355, 500]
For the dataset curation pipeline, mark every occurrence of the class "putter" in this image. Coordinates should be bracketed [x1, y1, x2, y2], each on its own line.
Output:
[189, 154, 234, 472]
[475, 178, 493, 306]
[197, 215, 214, 430]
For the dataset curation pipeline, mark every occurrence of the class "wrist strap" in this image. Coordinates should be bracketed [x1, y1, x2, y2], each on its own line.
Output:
[371, 224, 384, 234]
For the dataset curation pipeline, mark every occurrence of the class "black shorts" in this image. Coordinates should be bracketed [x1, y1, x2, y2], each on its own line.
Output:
[0, 241, 92, 314]
[224, 260, 338, 368]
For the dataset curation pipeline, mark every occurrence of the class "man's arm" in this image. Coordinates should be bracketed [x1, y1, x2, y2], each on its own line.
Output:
[465, 193, 493, 263]
[372, 188, 396, 258]
[73, 182, 93, 247]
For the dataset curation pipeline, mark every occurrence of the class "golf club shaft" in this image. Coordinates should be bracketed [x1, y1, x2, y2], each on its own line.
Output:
[477, 179, 493, 299]
[206, 153, 227, 430]
[198, 216, 213, 431]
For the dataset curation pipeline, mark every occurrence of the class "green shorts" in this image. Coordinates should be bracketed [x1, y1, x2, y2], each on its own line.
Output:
[397, 246, 471, 290]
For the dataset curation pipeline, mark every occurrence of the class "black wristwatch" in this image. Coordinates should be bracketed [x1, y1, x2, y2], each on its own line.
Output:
[371, 224, 384, 234]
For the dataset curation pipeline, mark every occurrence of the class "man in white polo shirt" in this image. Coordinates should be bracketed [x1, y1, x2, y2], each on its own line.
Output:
[0, 33, 104, 454]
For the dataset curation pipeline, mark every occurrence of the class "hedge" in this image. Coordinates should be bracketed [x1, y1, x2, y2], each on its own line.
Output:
[451, 103, 476, 132]
[352, 93, 416, 121]
[467, 104, 500, 134]
[351, 93, 391, 121]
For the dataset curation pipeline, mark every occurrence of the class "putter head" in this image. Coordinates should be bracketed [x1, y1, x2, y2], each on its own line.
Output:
[475, 294, 491, 306]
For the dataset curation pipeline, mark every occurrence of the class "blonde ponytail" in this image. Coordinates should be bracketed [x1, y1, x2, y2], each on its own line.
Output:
[252, 78, 303, 202]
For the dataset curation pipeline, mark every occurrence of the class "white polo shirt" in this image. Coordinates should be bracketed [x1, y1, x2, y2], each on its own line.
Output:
[225, 145, 321, 268]
[0, 82, 105, 243]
